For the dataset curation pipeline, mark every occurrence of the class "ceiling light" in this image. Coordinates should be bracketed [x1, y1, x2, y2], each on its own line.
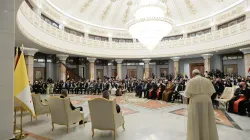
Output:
[126, 0, 174, 51]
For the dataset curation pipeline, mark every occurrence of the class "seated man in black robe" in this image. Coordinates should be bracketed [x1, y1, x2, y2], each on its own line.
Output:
[60, 90, 84, 124]
[102, 90, 121, 113]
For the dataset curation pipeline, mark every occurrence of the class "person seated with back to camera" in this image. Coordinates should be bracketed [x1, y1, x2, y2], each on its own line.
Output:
[60, 89, 85, 124]
[116, 86, 123, 96]
[102, 90, 121, 113]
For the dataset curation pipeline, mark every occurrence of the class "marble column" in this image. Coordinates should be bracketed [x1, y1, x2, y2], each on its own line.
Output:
[240, 47, 250, 77]
[142, 59, 151, 79]
[201, 54, 213, 73]
[0, 0, 15, 138]
[171, 57, 180, 78]
[87, 57, 96, 80]
[115, 59, 123, 80]
[57, 54, 68, 82]
[24, 47, 38, 84]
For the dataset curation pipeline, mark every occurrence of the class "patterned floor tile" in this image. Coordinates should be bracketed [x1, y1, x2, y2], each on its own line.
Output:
[71, 99, 86, 105]
[135, 100, 176, 110]
[14, 130, 51, 140]
[121, 107, 139, 116]
[86, 107, 138, 122]
[82, 95, 102, 100]
[170, 108, 241, 129]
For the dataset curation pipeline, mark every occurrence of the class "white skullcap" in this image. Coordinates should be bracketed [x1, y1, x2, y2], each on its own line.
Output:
[192, 69, 200, 75]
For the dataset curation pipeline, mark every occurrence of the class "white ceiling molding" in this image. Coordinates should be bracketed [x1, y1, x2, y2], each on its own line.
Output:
[17, 2, 250, 59]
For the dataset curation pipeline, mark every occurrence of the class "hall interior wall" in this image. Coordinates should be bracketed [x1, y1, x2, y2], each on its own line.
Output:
[223, 59, 245, 76]
[31, 54, 248, 82]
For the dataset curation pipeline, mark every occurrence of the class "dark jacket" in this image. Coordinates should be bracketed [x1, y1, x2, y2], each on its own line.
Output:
[60, 96, 75, 110]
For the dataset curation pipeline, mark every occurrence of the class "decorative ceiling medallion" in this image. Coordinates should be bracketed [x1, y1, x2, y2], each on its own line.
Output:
[166, 6, 171, 17]
[185, 0, 196, 14]
[127, 1, 132, 6]
[161, 0, 171, 17]
[80, 0, 94, 13]
[123, 1, 132, 23]
[101, 0, 116, 20]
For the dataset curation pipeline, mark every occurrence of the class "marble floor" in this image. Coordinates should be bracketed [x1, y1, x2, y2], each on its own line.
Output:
[15, 94, 250, 140]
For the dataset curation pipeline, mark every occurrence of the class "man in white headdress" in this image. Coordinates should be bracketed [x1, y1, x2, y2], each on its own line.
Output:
[185, 69, 219, 140]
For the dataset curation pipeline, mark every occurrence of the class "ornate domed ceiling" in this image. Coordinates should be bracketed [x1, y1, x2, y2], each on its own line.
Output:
[47, 0, 242, 30]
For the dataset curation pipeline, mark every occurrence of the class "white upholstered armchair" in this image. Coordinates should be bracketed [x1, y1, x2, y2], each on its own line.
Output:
[48, 97, 84, 133]
[215, 87, 234, 109]
[88, 98, 125, 140]
[31, 94, 50, 119]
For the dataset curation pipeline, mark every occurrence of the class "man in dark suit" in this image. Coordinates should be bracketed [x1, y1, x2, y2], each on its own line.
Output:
[65, 80, 71, 94]
[32, 81, 40, 94]
[83, 80, 89, 94]
[96, 80, 103, 95]
[102, 90, 120, 113]
[60, 90, 84, 124]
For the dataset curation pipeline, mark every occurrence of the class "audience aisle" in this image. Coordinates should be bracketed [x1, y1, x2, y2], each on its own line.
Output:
[16, 94, 250, 140]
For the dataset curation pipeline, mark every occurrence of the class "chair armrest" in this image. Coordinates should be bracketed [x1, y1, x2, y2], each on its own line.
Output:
[68, 109, 84, 124]
[75, 108, 81, 111]
[41, 102, 49, 106]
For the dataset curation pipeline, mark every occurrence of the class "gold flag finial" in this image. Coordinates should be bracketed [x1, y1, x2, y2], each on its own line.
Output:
[20, 44, 24, 53]
[16, 46, 19, 55]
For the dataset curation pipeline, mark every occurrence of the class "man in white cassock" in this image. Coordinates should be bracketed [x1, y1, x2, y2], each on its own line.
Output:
[185, 69, 219, 140]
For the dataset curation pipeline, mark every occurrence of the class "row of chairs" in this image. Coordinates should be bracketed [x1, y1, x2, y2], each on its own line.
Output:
[31, 94, 125, 140]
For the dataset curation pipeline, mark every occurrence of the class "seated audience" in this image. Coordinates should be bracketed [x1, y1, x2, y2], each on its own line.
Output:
[116, 86, 122, 96]
[102, 90, 121, 113]
[228, 82, 250, 115]
[162, 81, 175, 102]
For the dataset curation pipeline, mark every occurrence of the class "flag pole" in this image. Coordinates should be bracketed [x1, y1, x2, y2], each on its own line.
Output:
[14, 108, 29, 139]
[13, 107, 21, 134]
[14, 44, 29, 139]
[15, 47, 18, 56]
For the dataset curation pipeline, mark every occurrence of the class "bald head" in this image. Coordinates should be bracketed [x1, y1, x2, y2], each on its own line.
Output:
[192, 69, 200, 77]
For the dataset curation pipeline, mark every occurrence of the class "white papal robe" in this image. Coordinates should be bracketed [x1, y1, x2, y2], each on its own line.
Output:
[185, 75, 219, 140]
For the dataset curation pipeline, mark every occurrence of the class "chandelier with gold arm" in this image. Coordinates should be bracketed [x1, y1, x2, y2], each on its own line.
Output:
[126, 0, 175, 51]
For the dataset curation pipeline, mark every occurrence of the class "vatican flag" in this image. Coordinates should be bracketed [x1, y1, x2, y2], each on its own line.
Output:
[14, 52, 35, 117]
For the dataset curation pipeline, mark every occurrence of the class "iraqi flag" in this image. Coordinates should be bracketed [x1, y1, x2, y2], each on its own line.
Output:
[14, 52, 35, 117]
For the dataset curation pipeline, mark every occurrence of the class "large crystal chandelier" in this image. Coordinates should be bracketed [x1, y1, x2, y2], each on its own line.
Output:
[126, 0, 174, 51]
